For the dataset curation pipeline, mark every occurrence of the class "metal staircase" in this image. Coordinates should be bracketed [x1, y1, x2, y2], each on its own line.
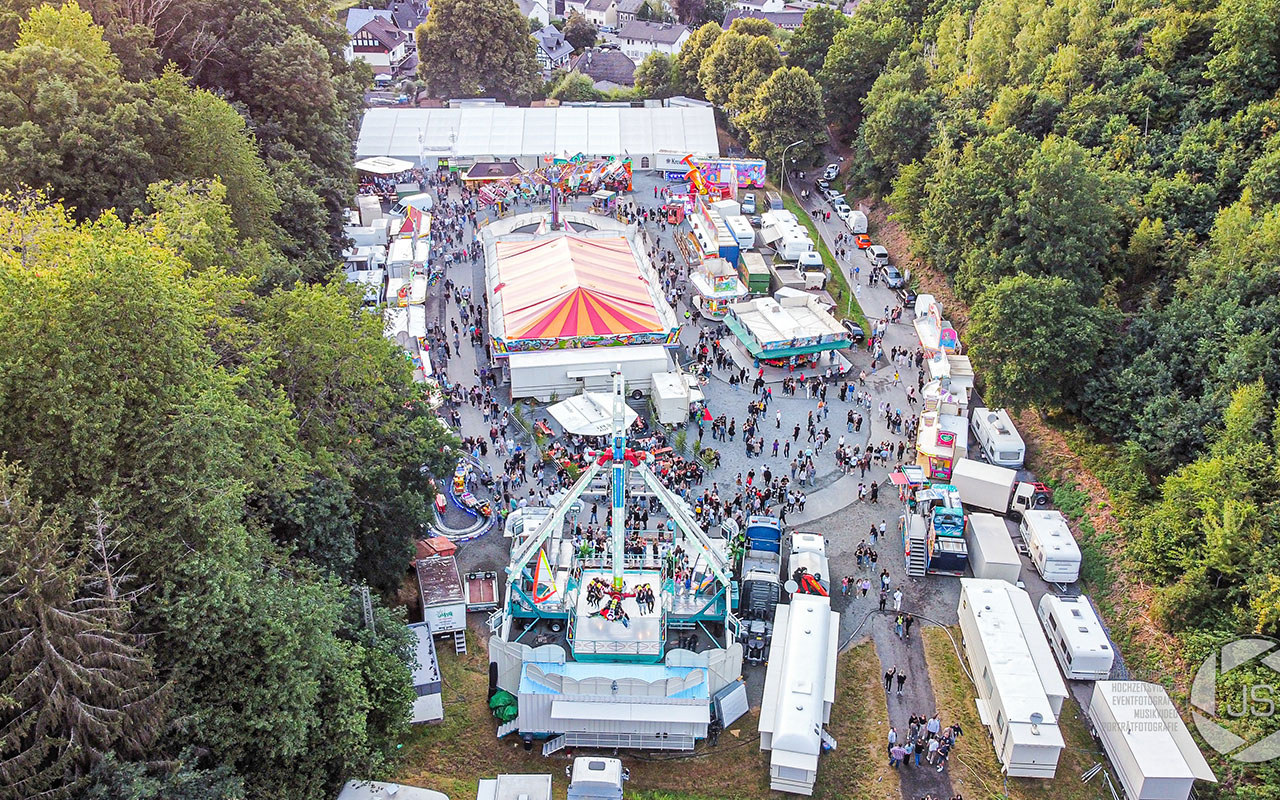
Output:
[905, 523, 927, 577]
[541, 735, 567, 756]
[497, 719, 520, 738]
[453, 629, 467, 654]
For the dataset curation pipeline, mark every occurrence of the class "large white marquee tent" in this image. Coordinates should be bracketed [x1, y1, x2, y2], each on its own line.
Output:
[355, 106, 719, 169]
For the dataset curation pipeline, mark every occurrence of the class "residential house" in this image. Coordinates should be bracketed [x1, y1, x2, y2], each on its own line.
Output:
[722, 7, 803, 28]
[615, 0, 646, 24]
[569, 47, 637, 90]
[533, 24, 574, 75]
[516, 0, 551, 26]
[617, 20, 689, 62]
[563, 0, 588, 16]
[732, 0, 787, 12]
[345, 16, 411, 72]
[584, 0, 617, 27]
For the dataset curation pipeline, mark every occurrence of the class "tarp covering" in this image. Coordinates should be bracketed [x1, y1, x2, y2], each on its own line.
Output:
[493, 235, 663, 339]
[547, 392, 639, 436]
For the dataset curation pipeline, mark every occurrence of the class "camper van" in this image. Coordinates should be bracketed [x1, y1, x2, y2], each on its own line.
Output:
[1037, 594, 1114, 681]
[777, 233, 817, 261]
[1019, 511, 1081, 583]
[971, 408, 1026, 468]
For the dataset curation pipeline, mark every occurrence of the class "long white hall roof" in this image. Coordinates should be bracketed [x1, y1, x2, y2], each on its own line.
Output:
[356, 106, 720, 162]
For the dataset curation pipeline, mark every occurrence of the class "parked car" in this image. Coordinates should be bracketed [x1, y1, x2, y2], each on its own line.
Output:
[854, 233, 872, 249]
[742, 193, 757, 214]
[748, 214, 762, 228]
[814, 179, 830, 191]
[841, 319, 865, 342]
[896, 286, 917, 307]
[866, 244, 889, 267]
[832, 198, 851, 214]
[823, 188, 842, 203]
[823, 164, 839, 181]
[884, 265, 906, 288]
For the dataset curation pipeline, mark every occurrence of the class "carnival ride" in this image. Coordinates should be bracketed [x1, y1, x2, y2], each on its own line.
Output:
[428, 456, 499, 543]
[489, 372, 741, 664]
[475, 154, 633, 228]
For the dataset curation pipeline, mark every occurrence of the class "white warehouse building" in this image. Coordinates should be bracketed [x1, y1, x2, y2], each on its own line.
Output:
[958, 579, 1066, 778]
[354, 106, 719, 171]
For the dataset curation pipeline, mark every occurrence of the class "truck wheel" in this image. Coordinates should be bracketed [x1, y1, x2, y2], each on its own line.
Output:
[1035, 495, 1049, 506]
[631, 389, 643, 400]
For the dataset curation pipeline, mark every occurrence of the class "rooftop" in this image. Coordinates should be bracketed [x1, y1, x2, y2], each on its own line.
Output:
[618, 19, 690, 44]
[1093, 681, 1216, 782]
[355, 106, 719, 161]
[723, 8, 806, 27]
[570, 48, 637, 86]
[1040, 594, 1113, 654]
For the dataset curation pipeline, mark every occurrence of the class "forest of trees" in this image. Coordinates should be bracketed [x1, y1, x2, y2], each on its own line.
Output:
[0, 3, 456, 798]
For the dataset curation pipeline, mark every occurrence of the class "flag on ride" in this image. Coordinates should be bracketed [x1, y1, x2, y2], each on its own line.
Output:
[533, 549, 556, 603]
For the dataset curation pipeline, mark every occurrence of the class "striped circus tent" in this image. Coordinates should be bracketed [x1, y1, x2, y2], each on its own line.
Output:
[493, 235, 663, 340]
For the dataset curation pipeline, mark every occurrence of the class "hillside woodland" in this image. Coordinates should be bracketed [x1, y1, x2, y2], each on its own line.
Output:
[0, 3, 455, 799]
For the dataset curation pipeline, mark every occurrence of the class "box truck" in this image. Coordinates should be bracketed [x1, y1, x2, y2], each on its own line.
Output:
[950, 458, 1049, 518]
[971, 408, 1026, 468]
[1019, 511, 1081, 583]
[965, 512, 1021, 583]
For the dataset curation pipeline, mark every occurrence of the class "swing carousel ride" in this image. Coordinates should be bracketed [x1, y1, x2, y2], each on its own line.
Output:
[486, 373, 746, 753]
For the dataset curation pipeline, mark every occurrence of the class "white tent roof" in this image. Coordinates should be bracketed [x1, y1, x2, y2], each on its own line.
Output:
[547, 392, 638, 436]
[354, 156, 415, 174]
[355, 107, 720, 162]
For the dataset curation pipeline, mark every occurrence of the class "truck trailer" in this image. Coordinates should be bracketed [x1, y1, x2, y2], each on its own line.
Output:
[1019, 511, 1081, 584]
[950, 457, 1048, 518]
[965, 512, 1021, 583]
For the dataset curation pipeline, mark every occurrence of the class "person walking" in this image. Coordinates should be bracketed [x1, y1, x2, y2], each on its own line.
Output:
[884, 666, 896, 692]
[904, 612, 915, 639]
[893, 587, 903, 611]
[860, 577, 870, 597]
[927, 737, 940, 765]
[889, 744, 906, 768]
[896, 670, 907, 696]
[895, 613, 905, 638]
[878, 588, 888, 612]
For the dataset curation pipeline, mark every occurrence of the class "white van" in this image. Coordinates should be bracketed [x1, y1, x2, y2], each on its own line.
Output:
[1020, 510, 1081, 583]
[971, 407, 1025, 468]
[1038, 594, 1114, 680]
[797, 250, 823, 269]
[866, 244, 889, 267]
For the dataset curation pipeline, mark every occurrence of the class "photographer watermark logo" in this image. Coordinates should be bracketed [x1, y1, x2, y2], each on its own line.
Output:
[1190, 638, 1280, 763]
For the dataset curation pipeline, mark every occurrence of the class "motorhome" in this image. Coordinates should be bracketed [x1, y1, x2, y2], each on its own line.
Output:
[1037, 594, 1114, 681]
[724, 214, 756, 250]
[970, 408, 1026, 468]
[1019, 511, 1081, 583]
[957, 579, 1065, 778]
[777, 233, 817, 261]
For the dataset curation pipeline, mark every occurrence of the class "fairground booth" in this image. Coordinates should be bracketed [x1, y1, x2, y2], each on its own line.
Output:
[724, 294, 851, 372]
[483, 212, 679, 400]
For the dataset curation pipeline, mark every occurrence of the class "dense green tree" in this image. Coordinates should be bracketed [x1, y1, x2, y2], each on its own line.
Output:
[0, 462, 165, 799]
[83, 754, 244, 800]
[1204, 0, 1280, 111]
[673, 21, 721, 97]
[786, 5, 846, 75]
[563, 12, 597, 50]
[967, 274, 1102, 412]
[859, 57, 935, 181]
[726, 16, 775, 38]
[737, 66, 828, 171]
[550, 70, 602, 101]
[818, 0, 910, 113]
[634, 51, 678, 98]
[699, 30, 782, 116]
[417, 0, 541, 101]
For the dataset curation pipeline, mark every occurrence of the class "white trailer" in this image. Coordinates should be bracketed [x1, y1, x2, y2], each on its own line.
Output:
[415, 555, 467, 645]
[789, 531, 830, 593]
[1088, 682, 1215, 800]
[844, 209, 867, 234]
[357, 194, 384, 227]
[1020, 511, 1081, 583]
[407, 622, 444, 723]
[951, 458, 1042, 518]
[965, 513, 1021, 583]
[759, 593, 840, 795]
[1038, 594, 1114, 680]
[724, 214, 756, 250]
[957, 579, 1065, 778]
[777, 233, 816, 261]
[971, 408, 1026, 468]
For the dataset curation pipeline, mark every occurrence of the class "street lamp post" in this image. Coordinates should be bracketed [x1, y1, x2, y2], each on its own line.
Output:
[780, 139, 804, 200]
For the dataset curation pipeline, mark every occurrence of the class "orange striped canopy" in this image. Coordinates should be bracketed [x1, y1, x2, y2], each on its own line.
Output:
[494, 235, 663, 340]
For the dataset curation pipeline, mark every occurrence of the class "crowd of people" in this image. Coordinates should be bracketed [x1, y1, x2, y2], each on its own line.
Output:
[887, 708, 965, 775]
